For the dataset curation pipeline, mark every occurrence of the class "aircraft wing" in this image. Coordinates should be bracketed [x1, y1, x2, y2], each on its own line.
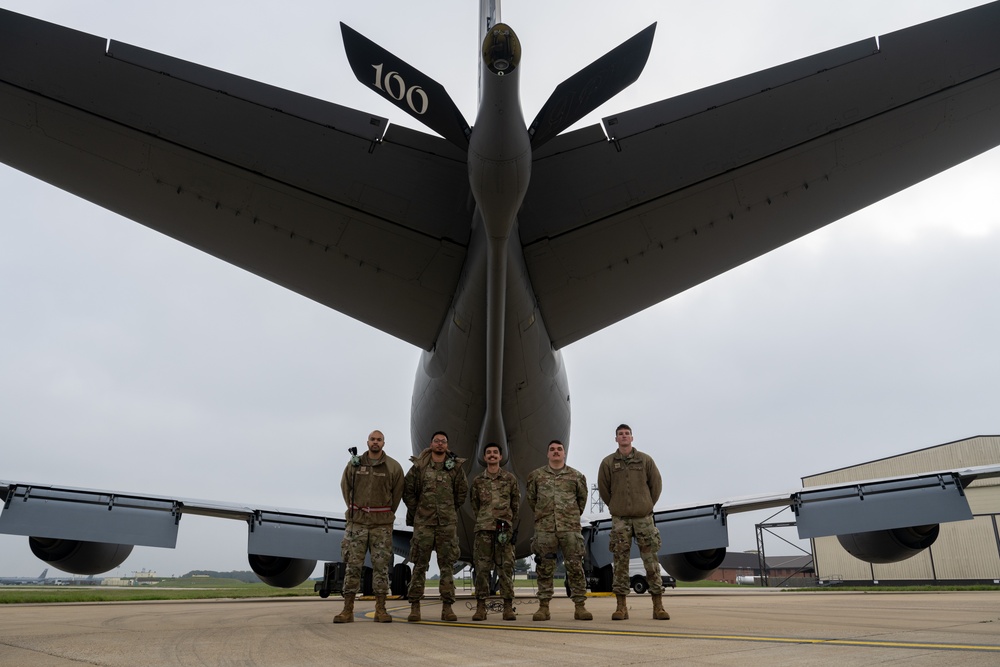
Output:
[582, 463, 1000, 581]
[0, 9, 472, 350]
[0, 478, 386, 586]
[5, 465, 997, 584]
[521, 2, 1000, 348]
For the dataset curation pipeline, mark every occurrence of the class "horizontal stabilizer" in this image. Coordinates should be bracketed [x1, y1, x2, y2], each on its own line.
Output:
[528, 23, 656, 148]
[341, 23, 471, 149]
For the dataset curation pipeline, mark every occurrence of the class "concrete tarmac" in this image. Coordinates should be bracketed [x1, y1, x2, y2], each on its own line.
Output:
[1, 589, 999, 666]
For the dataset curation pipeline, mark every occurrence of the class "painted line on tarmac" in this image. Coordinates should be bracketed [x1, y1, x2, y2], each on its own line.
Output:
[406, 620, 1000, 653]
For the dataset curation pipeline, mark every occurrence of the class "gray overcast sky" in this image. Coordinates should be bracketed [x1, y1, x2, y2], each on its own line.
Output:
[2, 1, 998, 578]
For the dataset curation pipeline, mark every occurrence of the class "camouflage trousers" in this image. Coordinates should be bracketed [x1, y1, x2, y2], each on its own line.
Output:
[533, 529, 587, 603]
[610, 514, 663, 595]
[473, 530, 515, 600]
[407, 523, 459, 604]
[340, 523, 393, 597]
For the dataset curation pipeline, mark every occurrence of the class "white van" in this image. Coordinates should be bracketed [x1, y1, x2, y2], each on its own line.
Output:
[628, 558, 675, 593]
[568, 558, 677, 596]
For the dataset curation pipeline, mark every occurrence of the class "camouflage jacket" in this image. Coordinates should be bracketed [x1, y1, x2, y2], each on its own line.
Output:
[470, 467, 520, 532]
[526, 465, 587, 533]
[340, 452, 404, 526]
[403, 448, 469, 526]
[597, 447, 662, 518]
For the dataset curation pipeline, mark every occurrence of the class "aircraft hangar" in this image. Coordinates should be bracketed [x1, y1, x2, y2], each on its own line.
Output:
[805, 435, 1000, 585]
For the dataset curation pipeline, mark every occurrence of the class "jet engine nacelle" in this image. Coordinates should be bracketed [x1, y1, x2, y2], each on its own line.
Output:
[29, 537, 133, 575]
[660, 548, 727, 582]
[837, 524, 939, 564]
[248, 553, 316, 588]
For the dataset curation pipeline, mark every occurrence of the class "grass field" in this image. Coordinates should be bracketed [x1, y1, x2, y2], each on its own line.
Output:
[0, 575, 693, 604]
[3, 577, 993, 604]
[0, 579, 316, 604]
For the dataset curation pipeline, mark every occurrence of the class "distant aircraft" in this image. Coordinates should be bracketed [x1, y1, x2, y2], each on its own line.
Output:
[2, 1, 1000, 590]
[0, 568, 48, 585]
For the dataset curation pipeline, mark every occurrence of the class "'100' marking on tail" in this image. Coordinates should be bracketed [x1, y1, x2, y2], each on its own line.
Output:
[371, 64, 429, 115]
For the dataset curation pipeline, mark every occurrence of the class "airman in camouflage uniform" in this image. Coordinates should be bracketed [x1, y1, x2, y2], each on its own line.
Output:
[403, 430, 468, 622]
[334, 430, 404, 624]
[470, 442, 520, 621]
[598, 423, 669, 621]
[525, 440, 592, 622]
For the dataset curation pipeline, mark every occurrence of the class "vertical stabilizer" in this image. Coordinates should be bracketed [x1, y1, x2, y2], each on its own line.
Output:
[478, 0, 501, 106]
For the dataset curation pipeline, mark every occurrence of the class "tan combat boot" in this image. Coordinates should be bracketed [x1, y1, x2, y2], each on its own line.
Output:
[651, 593, 671, 620]
[373, 595, 392, 623]
[532, 598, 550, 621]
[407, 600, 421, 622]
[611, 593, 629, 621]
[472, 599, 487, 621]
[574, 600, 593, 621]
[441, 602, 458, 621]
[332, 593, 355, 623]
[502, 599, 516, 621]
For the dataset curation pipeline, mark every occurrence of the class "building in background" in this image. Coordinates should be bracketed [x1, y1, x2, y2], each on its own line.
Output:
[713, 552, 814, 586]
